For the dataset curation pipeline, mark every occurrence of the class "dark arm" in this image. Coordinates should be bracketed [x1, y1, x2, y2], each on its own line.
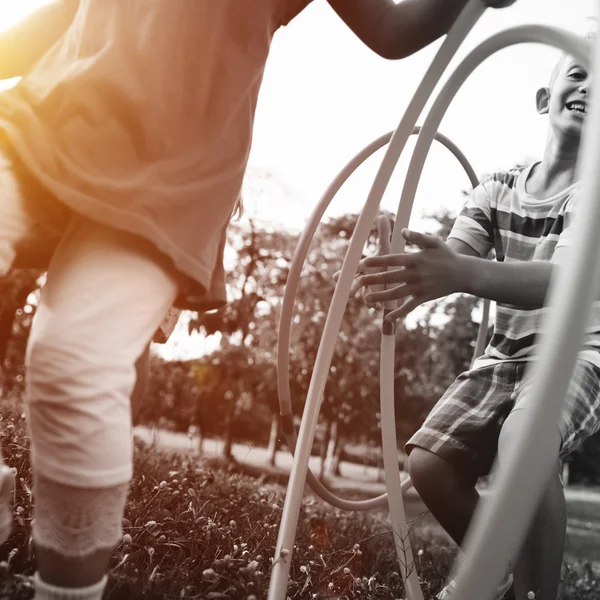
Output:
[448, 238, 552, 309]
[326, 0, 470, 60]
[459, 257, 553, 309]
[0, 0, 79, 80]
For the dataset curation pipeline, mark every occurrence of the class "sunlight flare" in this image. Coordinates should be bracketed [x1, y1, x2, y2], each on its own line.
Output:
[0, 0, 54, 34]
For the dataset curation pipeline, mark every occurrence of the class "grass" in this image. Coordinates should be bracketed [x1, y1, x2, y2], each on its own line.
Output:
[0, 406, 599, 599]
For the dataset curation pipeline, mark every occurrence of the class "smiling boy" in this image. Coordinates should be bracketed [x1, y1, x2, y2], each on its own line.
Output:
[358, 51, 594, 600]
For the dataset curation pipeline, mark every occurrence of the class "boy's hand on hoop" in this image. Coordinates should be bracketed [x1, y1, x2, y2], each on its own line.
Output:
[357, 228, 466, 322]
[333, 215, 393, 310]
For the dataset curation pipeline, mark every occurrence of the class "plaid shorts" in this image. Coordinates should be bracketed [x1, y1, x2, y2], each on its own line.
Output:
[405, 359, 600, 481]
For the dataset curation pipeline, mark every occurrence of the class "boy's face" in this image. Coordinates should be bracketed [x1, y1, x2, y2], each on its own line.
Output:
[539, 58, 591, 140]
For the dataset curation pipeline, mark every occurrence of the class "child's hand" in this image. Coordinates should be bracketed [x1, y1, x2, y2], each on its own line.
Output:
[333, 215, 393, 310]
[357, 229, 466, 322]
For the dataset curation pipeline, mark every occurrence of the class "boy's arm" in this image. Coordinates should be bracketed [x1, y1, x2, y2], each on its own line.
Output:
[0, 0, 79, 80]
[459, 256, 552, 309]
[359, 230, 554, 320]
[326, 0, 469, 59]
[447, 238, 551, 308]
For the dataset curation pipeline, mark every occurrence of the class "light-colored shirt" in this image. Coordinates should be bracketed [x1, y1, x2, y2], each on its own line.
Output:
[0, 0, 312, 310]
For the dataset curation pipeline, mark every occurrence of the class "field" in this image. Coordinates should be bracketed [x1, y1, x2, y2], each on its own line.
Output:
[0, 409, 599, 599]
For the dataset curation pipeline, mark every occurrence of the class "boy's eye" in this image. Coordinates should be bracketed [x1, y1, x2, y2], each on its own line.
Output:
[568, 70, 587, 80]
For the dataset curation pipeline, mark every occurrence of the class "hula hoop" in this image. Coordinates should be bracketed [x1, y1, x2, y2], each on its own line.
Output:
[277, 127, 482, 513]
[268, 1, 487, 597]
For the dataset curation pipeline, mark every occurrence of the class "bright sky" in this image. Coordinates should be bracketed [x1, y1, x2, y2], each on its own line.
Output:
[0, 1, 50, 28]
[246, 0, 597, 231]
[0, 0, 597, 359]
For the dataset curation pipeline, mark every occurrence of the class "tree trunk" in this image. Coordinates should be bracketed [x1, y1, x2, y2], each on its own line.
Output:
[320, 419, 332, 479]
[324, 420, 338, 475]
[267, 413, 280, 467]
[197, 428, 204, 456]
[377, 448, 385, 483]
[222, 394, 236, 461]
[330, 435, 345, 477]
[192, 390, 206, 456]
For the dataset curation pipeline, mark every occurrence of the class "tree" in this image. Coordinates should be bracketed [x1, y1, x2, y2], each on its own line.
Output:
[188, 218, 297, 460]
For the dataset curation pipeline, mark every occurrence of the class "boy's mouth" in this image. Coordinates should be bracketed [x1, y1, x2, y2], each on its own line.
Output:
[566, 101, 586, 115]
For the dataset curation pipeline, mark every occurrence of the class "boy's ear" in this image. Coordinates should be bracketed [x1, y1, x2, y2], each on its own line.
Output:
[536, 87, 551, 115]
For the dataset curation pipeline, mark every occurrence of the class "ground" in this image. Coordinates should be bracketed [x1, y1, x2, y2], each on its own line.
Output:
[136, 426, 600, 567]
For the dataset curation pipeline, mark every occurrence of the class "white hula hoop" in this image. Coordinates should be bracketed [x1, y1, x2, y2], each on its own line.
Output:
[277, 127, 482, 513]
[268, 1, 487, 597]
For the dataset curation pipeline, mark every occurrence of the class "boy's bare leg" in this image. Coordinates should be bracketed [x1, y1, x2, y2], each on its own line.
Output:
[509, 471, 565, 600]
[498, 411, 565, 600]
[407, 448, 479, 547]
[409, 444, 565, 600]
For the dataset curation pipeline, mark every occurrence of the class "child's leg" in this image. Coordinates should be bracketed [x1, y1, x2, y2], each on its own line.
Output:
[0, 150, 70, 546]
[25, 216, 179, 594]
[407, 448, 479, 546]
[497, 407, 565, 600]
[406, 364, 521, 598]
[406, 364, 516, 546]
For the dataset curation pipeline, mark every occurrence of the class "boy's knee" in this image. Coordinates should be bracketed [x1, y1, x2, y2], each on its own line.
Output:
[407, 447, 451, 496]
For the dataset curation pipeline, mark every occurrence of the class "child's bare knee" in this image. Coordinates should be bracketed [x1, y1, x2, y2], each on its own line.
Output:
[407, 447, 448, 494]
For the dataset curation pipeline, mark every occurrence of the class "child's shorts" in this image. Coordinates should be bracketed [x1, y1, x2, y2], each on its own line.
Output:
[405, 359, 600, 482]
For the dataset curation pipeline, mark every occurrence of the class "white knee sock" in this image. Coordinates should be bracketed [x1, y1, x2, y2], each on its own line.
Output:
[33, 573, 107, 600]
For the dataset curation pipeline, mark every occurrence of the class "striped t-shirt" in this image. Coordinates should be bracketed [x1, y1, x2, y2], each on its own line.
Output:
[449, 163, 600, 369]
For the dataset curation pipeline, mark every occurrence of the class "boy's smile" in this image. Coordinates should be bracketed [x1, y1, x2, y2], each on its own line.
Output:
[548, 58, 591, 135]
[565, 99, 586, 117]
